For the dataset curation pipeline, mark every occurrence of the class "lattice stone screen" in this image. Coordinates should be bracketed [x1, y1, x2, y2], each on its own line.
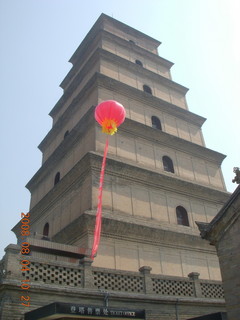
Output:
[200, 282, 224, 299]
[152, 278, 195, 297]
[22, 261, 83, 287]
[93, 270, 144, 293]
[17, 257, 224, 300]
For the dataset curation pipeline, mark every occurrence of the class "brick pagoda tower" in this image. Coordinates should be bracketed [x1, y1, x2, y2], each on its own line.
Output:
[0, 14, 229, 320]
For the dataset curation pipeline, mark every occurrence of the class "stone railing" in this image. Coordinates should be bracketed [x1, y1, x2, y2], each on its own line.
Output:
[4, 256, 223, 300]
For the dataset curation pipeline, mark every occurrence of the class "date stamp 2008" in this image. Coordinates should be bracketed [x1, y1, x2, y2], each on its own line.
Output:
[20, 212, 31, 307]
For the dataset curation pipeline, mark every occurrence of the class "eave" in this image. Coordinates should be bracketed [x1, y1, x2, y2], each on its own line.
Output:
[60, 29, 173, 90]
[197, 184, 240, 244]
[69, 13, 161, 65]
[49, 71, 204, 133]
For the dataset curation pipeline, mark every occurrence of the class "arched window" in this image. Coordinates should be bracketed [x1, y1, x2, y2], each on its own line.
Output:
[162, 156, 174, 173]
[135, 59, 143, 66]
[129, 40, 135, 44]
[176, 206, 190, 226]
[42, 222, 50, 240]
[43, 223, 49, 237]
[143, 85, 152, 95]
[151, 116, 162, 130]
[64, 130, 69, 139]
[54, 172, 60, 185]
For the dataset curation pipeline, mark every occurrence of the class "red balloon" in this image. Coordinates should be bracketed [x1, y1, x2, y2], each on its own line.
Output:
[95, 100, 126, 135]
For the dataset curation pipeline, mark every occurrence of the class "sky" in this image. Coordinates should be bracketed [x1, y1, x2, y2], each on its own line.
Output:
[0, 0, 239, 259]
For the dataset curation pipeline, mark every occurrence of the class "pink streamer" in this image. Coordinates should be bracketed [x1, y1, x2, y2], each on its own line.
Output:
[91, 137, 109, 260]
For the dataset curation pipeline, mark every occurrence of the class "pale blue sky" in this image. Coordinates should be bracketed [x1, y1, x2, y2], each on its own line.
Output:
[0, 0, 239, 258]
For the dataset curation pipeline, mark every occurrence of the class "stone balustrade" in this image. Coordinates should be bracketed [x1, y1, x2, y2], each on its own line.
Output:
[0, 250, 224, 300]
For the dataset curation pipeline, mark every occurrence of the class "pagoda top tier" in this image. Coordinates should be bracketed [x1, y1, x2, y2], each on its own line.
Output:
[69, 13, 162, 65]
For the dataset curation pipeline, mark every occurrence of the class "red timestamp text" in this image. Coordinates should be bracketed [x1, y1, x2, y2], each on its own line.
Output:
[20, 212, 31, 307]
[21, 212, 30, 237]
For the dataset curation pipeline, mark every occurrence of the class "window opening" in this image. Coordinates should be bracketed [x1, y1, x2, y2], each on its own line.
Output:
[54, 172, 60, 185]
[151, 116, 162, 130]
[162, 156, 174, 173]
[42, 222, 50, 240]
[43, 223, 49, 237]
[135, 59, 143, 66]
[64, 130, 69, 139]
[143, 85, 152, 94]
[176, 206, 190, 226]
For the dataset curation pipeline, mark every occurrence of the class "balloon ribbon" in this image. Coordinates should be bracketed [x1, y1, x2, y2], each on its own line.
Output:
[91, 137, 109, 259]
